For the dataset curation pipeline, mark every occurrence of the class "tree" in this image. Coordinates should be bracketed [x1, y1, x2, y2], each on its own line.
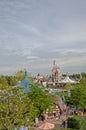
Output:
[15, 70, 24, 81]
[5, 76, 18, 86]
[0, 75, 8, 86]
[0, 84, 36, 129]
[69, 77, 86, 109]
[28, 83, 56, 117]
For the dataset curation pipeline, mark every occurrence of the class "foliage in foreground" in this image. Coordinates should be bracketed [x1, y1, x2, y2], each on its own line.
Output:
[67, 116, 86, 130]
[0, 83, 56, 129]
[0, 85, 36, 129]
[69, 77, 86, 109]
[28, 83, 56, 117]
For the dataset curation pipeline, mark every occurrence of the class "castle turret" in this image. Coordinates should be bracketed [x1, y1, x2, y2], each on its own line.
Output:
[52, 60, 62, 81]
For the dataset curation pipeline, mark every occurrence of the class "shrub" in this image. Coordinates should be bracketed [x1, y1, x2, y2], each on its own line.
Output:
[67, 116, 86, 130]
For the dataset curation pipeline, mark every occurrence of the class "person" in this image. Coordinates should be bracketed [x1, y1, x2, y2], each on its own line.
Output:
[62, 120, 66, 129]
[58, 112, 61, 119]
[55, 111, 60, 119]
[44, 113, 48, 121]
[35, 117, 39, 127]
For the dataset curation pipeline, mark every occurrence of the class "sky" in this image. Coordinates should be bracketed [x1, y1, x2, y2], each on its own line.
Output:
[0, 0, 86, 76]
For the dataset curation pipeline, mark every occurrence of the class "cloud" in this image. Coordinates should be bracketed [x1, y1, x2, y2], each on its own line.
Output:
[21, 23, 41, 36]
[57, 20, 86, 44]
[0, 0, 86, 75]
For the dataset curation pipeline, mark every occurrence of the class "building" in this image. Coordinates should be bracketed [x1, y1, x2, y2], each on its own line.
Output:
[14, 70, 31, 93]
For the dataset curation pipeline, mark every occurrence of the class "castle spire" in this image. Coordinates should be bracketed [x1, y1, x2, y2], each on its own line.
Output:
[52, 61, 62, 81]
[53, 60, 56, 65]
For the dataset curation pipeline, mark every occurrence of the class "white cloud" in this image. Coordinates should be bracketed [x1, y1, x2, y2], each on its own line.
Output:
[21, 23, 41, 36]
[0, 0, 86, 75]
[44, 19, 86, 45]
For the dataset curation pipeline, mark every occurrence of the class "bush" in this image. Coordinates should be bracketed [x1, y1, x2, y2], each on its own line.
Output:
[60, 128, 76, 130]
[67, 117, 79, 129]
[67, 116, 86, 130]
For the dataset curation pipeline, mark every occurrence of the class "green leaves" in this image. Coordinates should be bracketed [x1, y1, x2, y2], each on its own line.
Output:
[0, 77, 57, 129]
[28, 83, 55, 116]
[69, 77, 86, 109]
[0, 85, 36, 129]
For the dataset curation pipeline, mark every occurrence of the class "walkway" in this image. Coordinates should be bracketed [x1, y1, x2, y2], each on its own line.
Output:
[31, 112, 68, 130]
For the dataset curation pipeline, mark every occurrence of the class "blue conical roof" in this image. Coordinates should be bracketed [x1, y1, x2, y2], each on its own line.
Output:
[15, 70, 31, 92]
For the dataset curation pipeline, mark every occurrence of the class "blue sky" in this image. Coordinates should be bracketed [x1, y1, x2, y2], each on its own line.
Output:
[0, 0, 86, 75]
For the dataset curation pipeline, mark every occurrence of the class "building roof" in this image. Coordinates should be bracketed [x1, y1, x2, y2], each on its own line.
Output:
[14, 70, 31, 92]
[58, 75, 76, 83]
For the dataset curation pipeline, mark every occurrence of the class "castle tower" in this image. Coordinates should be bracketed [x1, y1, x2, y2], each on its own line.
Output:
[52, 60, 62, 81]
[14, 70, 31, 92]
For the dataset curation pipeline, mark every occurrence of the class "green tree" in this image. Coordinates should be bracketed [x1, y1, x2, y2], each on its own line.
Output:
[15, 70, 24, 81]
[70, 74, 80, 80]
[28, 83, 56, 117]
[0, 75, 8, 86]
[5, 76, 18, 86]
[0, 85, 36, 129]
[69, 77, 86, 109]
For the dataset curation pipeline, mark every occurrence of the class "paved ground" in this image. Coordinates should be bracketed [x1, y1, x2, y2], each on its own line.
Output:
[30, 113, 68, 130]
